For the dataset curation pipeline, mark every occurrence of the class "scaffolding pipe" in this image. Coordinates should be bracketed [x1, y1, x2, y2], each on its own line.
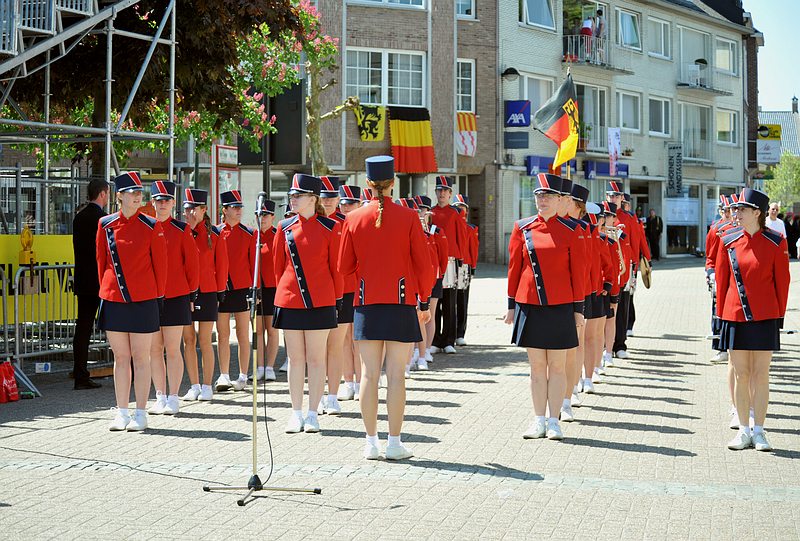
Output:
[105, 17, 113, 181]
[15, 163, 22, 234]
[44, 51, 51, 232]
[168, 0, 176, 182]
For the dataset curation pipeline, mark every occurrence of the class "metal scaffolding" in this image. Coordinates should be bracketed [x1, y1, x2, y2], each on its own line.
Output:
[0, 0, 177, 183]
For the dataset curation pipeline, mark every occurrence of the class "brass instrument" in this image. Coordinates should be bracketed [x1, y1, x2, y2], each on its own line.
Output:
[604, 225, 626, 276]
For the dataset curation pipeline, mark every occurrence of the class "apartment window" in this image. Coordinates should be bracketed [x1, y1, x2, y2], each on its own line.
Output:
[521, 75, 553, 111]
[456, 0, 474, 17]
[680, 102, 712, 160]
[520, 0, 555, 30]
[617, 9, 641, 50]
[577, 84, 607, 151]
[618, 91, 641, 131]
[357, 0, 425, 7]
[456, 59, 475, 112]
[649, 97, 671, 136]
[715, 37, 738, 75]
[647, 18, 670, 58]
[716, 110, 737, 144]
[345, 49, 425, 106]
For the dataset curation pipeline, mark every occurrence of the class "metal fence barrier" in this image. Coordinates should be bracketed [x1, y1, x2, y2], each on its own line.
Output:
[0, 1, 18, 55]
[0, 266, 10, 363]
[56, 0, 94, 16]
[19, 0, 56, 35]
[13, 264, 109, 375]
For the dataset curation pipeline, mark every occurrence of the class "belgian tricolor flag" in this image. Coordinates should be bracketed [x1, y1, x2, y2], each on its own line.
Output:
[533, 73, 579, 169]
[389, 106, 438, 173]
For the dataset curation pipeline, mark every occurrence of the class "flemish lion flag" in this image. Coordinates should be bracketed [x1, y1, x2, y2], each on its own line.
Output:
[533, 73, 579, 169]
[388, 106, 438, 173]
[353, 105, 386, 142]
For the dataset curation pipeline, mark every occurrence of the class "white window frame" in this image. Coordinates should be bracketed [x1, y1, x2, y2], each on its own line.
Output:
[648, 96, 671, 137]
[618, 91, 641, 132]
[715, 37, 739, 76]
[616, 8, 642, 51]
[520, 74, 554, 112]
[456, 0, 475, 19]
[349, 0, 426, 9]
[345, 47, 427, 107]
[520, 0, 556, 31]
[647, 17, 671, 59]
[679, 101, 712, 160]
[456, 59, 476, 112]
[345, 49, 383, 105]
[716, 109, 738, 145]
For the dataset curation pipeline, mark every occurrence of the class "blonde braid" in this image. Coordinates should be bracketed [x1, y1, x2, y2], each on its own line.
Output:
[369, 180, 392, 228]
[202, 210, 213, 249]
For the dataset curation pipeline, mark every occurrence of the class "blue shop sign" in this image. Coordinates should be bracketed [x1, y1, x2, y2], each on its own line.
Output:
[504, 131, 529, 149]
[504, 100, 531, 127]
[524, 155, 576, 176]
[583, 160, 629, 179]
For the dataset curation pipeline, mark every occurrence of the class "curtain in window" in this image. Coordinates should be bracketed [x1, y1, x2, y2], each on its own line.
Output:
[525, 0, 554, 28]
[620, 13, 640, 48]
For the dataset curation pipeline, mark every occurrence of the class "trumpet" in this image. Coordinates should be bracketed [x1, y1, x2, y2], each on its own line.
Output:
[603, 225, 626, 276]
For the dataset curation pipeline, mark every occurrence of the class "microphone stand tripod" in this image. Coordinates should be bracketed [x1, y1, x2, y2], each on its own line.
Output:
[202, 193, 322, 505]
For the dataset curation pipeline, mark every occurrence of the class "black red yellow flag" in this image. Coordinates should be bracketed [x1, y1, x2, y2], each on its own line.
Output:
[388, 107, 438, 173]
[533, 73, 579, 169]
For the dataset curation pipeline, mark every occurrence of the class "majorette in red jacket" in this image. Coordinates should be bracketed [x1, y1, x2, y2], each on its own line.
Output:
[191, 219, 228, 294]
[427, 224, 449, 280]
[431, 204, 468, 260]
[96, 210, 167, 303]
[257, 225, 277, 289]
[160, 216, 200, 299]
[219, 221, 256, 291]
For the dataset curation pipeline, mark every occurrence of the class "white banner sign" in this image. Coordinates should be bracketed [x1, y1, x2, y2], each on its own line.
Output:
[608, 127, 621, 176]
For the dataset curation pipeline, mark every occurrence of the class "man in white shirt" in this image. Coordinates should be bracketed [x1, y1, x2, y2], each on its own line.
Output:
[766, 202, 787, 237]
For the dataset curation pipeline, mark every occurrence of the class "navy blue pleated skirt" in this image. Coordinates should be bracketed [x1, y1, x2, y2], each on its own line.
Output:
[354, 304, 422, 343]
[512, 302, 578, 350]
[586, 293, 606, 320]
[256, 287, 276, 316]
[273, 306, 338, 330]
[98, 299, 160, 334]
[719, 319, 780, 351]
[218, 288, 249, 313]
[338, 292, 356, 324]
[160, 295, 192, 327]
[192, 292, 219, 322]
[430, 277, 444, 299]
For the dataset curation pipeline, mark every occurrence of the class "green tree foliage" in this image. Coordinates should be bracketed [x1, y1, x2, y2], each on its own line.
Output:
[765, 153, 800, 207]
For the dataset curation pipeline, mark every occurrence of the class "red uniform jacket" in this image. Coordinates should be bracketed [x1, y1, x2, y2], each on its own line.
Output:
[573, 218, 593, 298]
[191, 220, 228, 294]
[616, 210, 638, 265]
[428, 224, 449, 279]
[466, 223, 479, 269]
[597, 232, 615, 295]
[96, 210, 168, 303]
[274, 213, 343, 309]
[507, 214, 586, 311]
[706, 220, 737, 275]
[431, 204, 468, 260]
[716, 228, 790, 322]
[339, 197, 434, 307]
[585, 222, 601, 295]
[161, 217, 200, 299]
[220, 222, 256, 291]
[604, 233, 623, 299]
[328, 210, 357, 294]
[257, 226, 277, 288]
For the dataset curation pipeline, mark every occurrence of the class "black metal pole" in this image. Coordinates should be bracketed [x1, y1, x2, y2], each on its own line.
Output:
[261, 96, 271, 194]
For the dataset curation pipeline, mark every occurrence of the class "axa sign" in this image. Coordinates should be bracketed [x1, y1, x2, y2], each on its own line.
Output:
[504, 100, 531, 127]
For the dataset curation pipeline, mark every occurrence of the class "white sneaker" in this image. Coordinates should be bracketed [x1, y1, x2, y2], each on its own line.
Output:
[215, 374, 232, 392]
[304, 415, 321, 433]
[337, 384, 355, 401]
[444, 345, 457, 354]
[597, 364, 607, 376]
[231, 375, 248, 391]
[325, 396, 342, 415]
[163, 395, 179, 415]
[279, 359, 289, 372]
[523, 418, 547, 439]
[410, 349, 419, 369]
[424, 350, 433, 363]
[583, 379, 595, 394]
[285, 414, 304, 433]
[353, 382, 361, 400]
[570, 393, 582, 407]
[455, 337, 467, 346]
[255, 366, 265, 381]
[363, 442, 381, 460]
[317, 396, 327, 415]
[727, 431, 752, 450]
[546, 420, 564, 440]
[753, 431, 772, 452]
[385, 443, 413, 460]
[148, 393, 167, 415]
[198, 385, 213, 401]
[182, 385, 201, 401]
[710, 351, 729, 364]
[728, 408, 740, 430]
[430, 346, 441, 354]
[264, 367, 276, 381]
[560, 405, 575, 422]
[592, 370, 603, 384]
[626, 330, 634, 337]
[603, 351, 614, 368]
[126, 410, 148, 432]
[615, 349, 629, 360]
[109, 409, 131, 431]
[417, 357, 429, 371]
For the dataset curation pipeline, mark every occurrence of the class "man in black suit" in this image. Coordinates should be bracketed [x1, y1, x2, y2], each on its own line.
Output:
[645, 209, 663, 261]
[71, 179, 109, 390]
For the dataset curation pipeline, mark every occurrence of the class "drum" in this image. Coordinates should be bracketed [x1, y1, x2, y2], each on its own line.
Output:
[456, 261, 470, 290]
[442, 257, 457, 289]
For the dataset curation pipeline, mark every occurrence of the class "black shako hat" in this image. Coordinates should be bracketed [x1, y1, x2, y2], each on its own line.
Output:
[288, 173, 322, 196]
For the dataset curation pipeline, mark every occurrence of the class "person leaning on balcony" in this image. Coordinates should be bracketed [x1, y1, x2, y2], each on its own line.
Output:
[71, 178, 109, 390]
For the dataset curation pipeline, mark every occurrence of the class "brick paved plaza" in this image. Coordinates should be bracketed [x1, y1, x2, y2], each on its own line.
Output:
[1, 259, 799, 540]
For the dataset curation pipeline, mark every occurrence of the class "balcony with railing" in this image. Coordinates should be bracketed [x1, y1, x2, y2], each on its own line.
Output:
[19, 0, 56, 35]
[562, 35, 633, 74]
[578, 123, 608, 153]
[677, 62, 734, 96]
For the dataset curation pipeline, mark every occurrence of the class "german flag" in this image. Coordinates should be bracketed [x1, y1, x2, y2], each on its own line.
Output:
[388, 107, 438, 173]
[533, 73, 579, 169]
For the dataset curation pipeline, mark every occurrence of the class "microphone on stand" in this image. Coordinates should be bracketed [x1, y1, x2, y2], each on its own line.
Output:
[255, 191, 268, 216]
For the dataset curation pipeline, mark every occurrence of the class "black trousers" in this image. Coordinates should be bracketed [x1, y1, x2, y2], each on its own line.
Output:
[613, 290, 631, 353]
[627, 293, 636, 331]
[456, 284, 470, 340]
[73, 294, 100, 382]
[433, 288, 457, 348]
[647, 235, 660, 260]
